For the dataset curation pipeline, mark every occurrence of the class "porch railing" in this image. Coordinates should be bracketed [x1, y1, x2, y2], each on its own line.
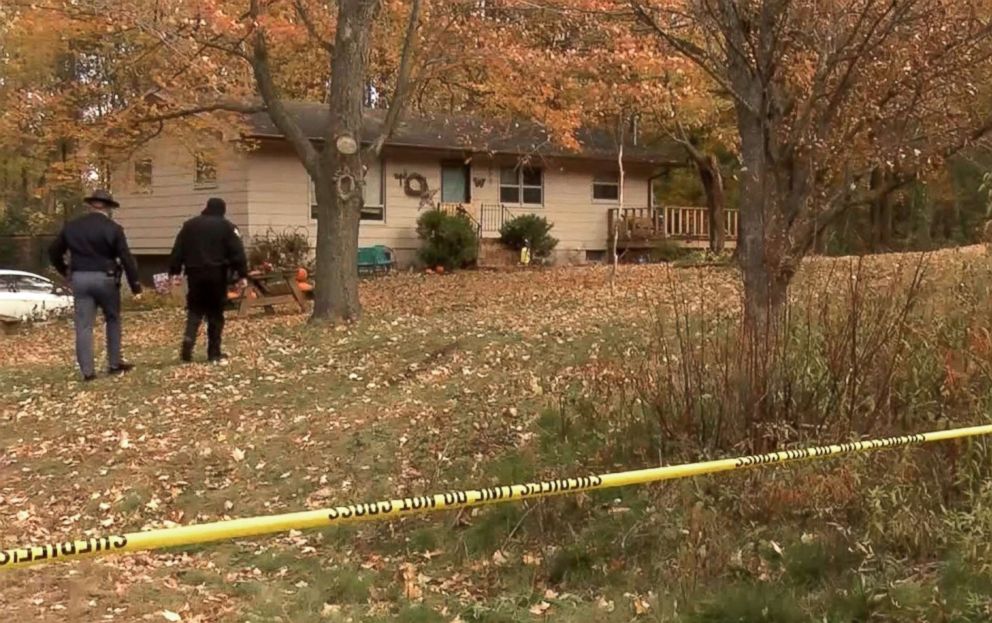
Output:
[665, 206, 739, 240]
[607, 206, 740, 243]
[479, 203, 514, 234]
[607, 207, 662, 241]
[436, 202, 514, 236]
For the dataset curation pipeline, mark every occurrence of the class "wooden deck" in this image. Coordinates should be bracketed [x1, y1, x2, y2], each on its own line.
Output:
[608, 206, 739, 251]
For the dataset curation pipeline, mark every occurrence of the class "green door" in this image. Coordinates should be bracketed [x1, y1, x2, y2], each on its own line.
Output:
[441, 162, 470, 203]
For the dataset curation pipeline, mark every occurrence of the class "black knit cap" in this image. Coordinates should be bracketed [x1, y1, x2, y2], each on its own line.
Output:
[202, 197, 226, 216]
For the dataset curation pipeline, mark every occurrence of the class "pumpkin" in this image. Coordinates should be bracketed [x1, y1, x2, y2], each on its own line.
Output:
[296, 267, 308, 282]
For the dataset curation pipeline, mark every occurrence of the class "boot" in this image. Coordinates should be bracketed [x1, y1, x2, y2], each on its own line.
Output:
[181, 338, 195, 363]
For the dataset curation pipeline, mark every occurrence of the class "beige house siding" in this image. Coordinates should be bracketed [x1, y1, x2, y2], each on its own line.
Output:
[244, 142, 656, 266]
[245, 144, 444, 263]
[485, 157, 653, 258]
[112, 135, 249, 255]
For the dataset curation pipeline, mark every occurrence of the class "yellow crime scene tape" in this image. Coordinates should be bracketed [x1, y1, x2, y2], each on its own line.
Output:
[3, 424, 991, 572]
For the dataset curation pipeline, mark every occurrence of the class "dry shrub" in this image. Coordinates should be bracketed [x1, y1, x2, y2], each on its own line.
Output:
[576, 252, 992, 466]
[248, 228, 311, 270]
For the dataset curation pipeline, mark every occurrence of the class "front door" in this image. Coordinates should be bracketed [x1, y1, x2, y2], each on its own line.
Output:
[441, 162, 471, 204]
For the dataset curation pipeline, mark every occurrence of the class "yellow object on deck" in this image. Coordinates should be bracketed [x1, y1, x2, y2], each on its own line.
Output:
[3, 424, 991, 571]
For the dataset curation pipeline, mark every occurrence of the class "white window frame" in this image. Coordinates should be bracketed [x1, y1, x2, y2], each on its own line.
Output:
[499, 165, 544, 207]
[592, 173, 620, 203]
[194, 153, 218, 189]
[134, 158, 153, 195]
[309, 158, 385, 223]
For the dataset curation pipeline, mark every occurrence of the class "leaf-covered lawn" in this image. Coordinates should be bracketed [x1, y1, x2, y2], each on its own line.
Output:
[0, 249, 984, 622]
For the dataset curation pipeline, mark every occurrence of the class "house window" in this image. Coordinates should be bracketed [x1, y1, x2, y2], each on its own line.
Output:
[499, 166, 543, 205]
[194, 153, 217, 188]
[134, 158, 153, 194]
[593, 173, 620, 202]
[310, 157, 385, 222]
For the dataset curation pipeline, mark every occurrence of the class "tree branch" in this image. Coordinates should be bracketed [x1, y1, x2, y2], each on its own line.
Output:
[249, 0, 320, 176]
[628, 0, 756, 115]
[139, 100, 266, 123]
[293, 0, 334, 53]
[367, 0, 422, 157]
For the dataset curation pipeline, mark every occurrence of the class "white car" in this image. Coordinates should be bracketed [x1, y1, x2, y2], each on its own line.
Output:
[0, 270, 74, 321]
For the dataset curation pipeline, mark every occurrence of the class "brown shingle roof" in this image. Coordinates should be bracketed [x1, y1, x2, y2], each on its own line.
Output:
[246, 102, 683, 165]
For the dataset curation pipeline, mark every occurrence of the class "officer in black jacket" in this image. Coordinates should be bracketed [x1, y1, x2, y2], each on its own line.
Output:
[168, 198, 248, 363]
[48, 189, 143, 381]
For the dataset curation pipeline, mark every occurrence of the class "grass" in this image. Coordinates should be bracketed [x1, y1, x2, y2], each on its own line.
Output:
[2, 248, 992, 621]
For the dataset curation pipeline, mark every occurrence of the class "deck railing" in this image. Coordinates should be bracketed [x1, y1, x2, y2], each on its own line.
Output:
[665, 206, 739, 240]
[607, 206, 739, 243]
[607, 207, 661, 241]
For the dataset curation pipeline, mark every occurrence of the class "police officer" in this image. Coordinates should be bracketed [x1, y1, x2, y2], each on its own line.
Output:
[168, 197, 247, 363]
[48, 189, 142, 381]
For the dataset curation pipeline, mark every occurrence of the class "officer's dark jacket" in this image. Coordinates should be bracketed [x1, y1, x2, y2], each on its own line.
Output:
[168, 214, 248, 278]
[48, 212, 142, 293]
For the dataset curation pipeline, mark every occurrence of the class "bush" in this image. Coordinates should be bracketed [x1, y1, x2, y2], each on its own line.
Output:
[499, 214, 558, 258]
[416, 210, 478, 270]
[248, 228, 311, 270]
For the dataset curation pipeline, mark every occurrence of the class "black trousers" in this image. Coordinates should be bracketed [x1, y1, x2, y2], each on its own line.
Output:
[183, 268, 227, 360]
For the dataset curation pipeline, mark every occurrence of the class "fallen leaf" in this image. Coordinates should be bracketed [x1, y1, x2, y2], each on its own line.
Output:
[529, 601, 551, 616]
[633, 596, 651, 616]
[231, 448, 245, 462]
[522, 552, 543, 566]
[161, 611, 182, 622]
[597, 596, 615, 612]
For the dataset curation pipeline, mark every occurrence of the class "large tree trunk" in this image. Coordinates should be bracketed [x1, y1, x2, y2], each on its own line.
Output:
[311, 0, 378, 323]
[735, 112, 797, 435]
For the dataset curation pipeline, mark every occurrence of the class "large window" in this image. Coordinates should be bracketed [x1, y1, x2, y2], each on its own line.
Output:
[499, 166, 543, 205]
[194, 153, 217, 188]
[310, 157, 385, 222]
[592, 173, 620, 202]
[134, 158, 153, 194]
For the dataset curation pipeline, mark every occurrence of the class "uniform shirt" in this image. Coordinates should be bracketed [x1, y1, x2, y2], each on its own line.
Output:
[48, 212, 142, 293]
[168, 214, 248, 278]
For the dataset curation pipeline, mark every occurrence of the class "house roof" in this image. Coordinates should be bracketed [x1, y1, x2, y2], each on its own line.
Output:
[245, 102, 684, 165]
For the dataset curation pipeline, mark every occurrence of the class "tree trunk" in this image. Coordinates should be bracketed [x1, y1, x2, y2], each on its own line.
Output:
[735, 114, 795, 435]
[311, 0, 378, 323]
[697, 153, 726, 254]
[680, 143, 726, 254]
[611, 124, 625, 290]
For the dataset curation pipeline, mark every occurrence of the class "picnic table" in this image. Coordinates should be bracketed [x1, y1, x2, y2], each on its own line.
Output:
[229, 269, 312, 318]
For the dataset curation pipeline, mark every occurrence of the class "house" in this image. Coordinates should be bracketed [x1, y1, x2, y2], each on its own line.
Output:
[112, 102, 731, 274]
